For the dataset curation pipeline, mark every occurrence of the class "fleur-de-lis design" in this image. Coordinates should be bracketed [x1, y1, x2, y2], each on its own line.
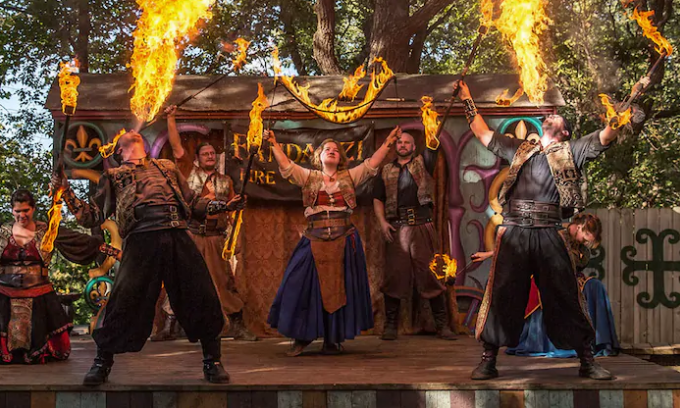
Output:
[622, 228, 680, 309]
[64, 125, 102, 162]
[504, 119, 540, 142]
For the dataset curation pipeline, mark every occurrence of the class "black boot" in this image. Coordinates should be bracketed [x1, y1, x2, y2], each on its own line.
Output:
[227, 311, 258, 341]
[201, 337, 230, 384]
[83, 349, 114, 386]
[577, 346, 613, 380]
[471, 344, 499, 380]
[381, 295, 400, 340]
[429, 294, 457, 341]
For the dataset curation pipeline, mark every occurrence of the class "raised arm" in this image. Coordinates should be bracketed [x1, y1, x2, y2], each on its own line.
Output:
[454, 81, 494, 147]
[599, 76, 650, 146]
[54, 171, 110, 229]
[164, 105, 186, 159]
[264, 130, 310, 187]
[366, 126, 398, 169]
[264, 130, 291, 168]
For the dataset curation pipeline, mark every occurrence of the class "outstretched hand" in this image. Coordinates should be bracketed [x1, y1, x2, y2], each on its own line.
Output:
[50, 162, 69, 193]
[164, 105, 177, 118]
[226, 194, 247, 211]
[453, 80, 472, 100]
[264, 130, 277, 145]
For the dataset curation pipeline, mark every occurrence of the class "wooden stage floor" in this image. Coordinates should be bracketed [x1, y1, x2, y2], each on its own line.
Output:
[2, 335, 680, 408]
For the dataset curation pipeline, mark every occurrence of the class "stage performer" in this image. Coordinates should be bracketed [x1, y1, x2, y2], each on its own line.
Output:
[373, 128, 456, 341]
[163, 105, 257, 341]
[456, 78, 647, 381]
[53, 130, 246, 385]
[267, 128, 397, 356]
[0, 189, 110, 364]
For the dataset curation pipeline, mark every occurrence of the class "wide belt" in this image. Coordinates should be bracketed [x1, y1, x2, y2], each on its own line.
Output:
[503, 200, 561, 227]
[392, 206, 433, 226]
[189, 218, 225, 236]
[133, 204, 188, 231]
[0, 266, 50, 289]
[305, 212, 354, 241]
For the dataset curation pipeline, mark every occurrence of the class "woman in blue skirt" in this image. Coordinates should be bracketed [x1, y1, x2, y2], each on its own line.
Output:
[266, 128, 398, 356]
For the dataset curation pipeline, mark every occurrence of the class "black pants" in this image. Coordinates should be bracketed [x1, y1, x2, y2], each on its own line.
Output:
[93, 229, 224, 353]
[476, 226, 594, 350]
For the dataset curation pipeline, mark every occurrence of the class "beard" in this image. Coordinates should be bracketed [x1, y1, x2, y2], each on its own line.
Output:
[397, 148, 414, 158]
[201, 163, 216, 171]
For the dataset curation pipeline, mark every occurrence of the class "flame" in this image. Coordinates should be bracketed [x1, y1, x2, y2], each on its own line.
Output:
[599, 94, 632, 129]
[420, 96, 441, 150]
[429, 254, 458, 280]
[99, 129, 128, 158]
[496, 88, 524, 106]
[58, 60, 80, 115]
[232, 38, 251, 72]
[41, 187, 65, 253]
[246, 83, 269, 150]
[480, 0, 495, 27]
[129, 0, 215, 122]
[338, 66, 366, 101]
[222, 210, 243, 260]
[273, 47, 394, 123]
[630, 7, 673, 56]
[494, 0, 551, 104]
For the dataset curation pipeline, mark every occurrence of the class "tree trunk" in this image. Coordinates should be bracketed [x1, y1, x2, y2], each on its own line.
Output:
[313, 0, 342, 74]
[368, 0, 410, 71]
[76, 0, 91, 72]
[280, 5, 309, 75]
[406, 28, 427, 74]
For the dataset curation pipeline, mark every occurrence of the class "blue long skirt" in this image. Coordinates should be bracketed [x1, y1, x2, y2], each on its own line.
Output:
[267, 230, 374, 344]
[506, 279, 619, 357]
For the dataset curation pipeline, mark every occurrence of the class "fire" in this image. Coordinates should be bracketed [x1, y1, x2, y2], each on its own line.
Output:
[273, 47, 394, 123]
[630, 7, 674, 56]
[420, 96, 441, 150]
[338, 66, 366, 101]
[429, 254, 458, 280]
[99, 129, 128, 159]
[58, 60, 80, 115]
[246, 83, 269, 150]
[41, 187, 65, 253]
[599, 94, 632, 129]
[494, 0, 551, 104]
[480, 0, 495, 28]
[496, 88, 524, 106]
[129, 0, 215, 123]
[232, 38, 251, 72]
[222, 210, 243, 260]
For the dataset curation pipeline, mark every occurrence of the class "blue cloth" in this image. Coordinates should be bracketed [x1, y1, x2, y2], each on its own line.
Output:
[267, 230, 374, 343]
[506, 278, 620, 358]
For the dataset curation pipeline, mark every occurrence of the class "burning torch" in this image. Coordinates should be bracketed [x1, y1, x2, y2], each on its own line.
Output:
[222, 83, 270, 260]
[42, 60, 80, 253]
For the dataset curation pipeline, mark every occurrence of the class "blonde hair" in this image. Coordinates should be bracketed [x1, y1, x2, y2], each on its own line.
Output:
[311, 138, 349, 170]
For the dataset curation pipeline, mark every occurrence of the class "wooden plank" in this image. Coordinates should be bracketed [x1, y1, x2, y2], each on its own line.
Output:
[251, 391, 277, 408]
[634, 209, 648, 344]
[327, 392, 351, 408]
[55, 393, 81, 408]
[599, 390, 624, 408]
[573, 390, 600, 408]
[153, 392, 178, 408]
[661, 209, 675, 343]
[351, 391, 376, 408]
[475, 390, 499, 408]
[130, 392, 154, 408]
[673, 389, 680, 408]
[31, 392, 56, 408]
[450, 391, 474, 408]
[376, 391, 400, 408]
[278, 391, 303, 408]
[302, 391, 327, 408]
[227, 391, 252, 408]
[5, 392, 31, 408]
[401, 391, 426, 408]
[549, 391, 573, 408]
[648, 208, 661, 343]
[499, 391, 524, 408]
[621, 209, 636, 344]
[425, 391, 450, 408]
[524, 390, 549, 408]
[623, 391, 647, 408]
[81, 393, 106, 408]
[107, 393, 130, 408]
[673, 209, 680, 344]
[648, 390, 673, 408]
[604, 208, 622, 339]
[0, 392, 5, 408]
[177, 392, 227, 408]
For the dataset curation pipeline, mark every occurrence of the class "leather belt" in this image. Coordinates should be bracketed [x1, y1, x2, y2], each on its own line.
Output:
[189, 218, 224, 236]
[305, 212, 354, 241]
[134, 204, 187, 231]
[0, 273, 50, 288]
[503, 200, 561, 227]
[392, 206, 433, 226]
[308, 218, 352, 229]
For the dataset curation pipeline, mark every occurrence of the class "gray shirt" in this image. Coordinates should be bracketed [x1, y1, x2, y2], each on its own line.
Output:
[487, 131, 610, 205]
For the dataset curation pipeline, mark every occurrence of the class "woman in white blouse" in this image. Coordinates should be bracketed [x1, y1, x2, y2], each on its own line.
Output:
[266, 128, 398, 356]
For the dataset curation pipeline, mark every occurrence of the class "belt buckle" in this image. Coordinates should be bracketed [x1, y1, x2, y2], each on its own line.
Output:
[169, 205, 178, 213]
[407, 208, 416, 226]
[520, 217, 534, 227]
[170, 220, 180, 228]
[199, 224, 206, 235]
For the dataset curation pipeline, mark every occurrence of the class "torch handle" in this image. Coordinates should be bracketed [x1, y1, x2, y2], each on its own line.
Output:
[239, 150, 257, 196]
[618, 52, 667, 113]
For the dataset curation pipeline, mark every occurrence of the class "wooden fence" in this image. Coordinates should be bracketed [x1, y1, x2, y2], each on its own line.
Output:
[582, 208, 680, 346]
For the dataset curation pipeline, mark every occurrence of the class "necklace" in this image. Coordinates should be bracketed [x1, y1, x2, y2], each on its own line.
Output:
[322, 170, 338, 182]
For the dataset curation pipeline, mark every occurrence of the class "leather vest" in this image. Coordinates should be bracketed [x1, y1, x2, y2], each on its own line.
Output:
[0, 223, 51, 266]
[302, 170, 357, 211]
[186, 166, 233, 199]
[381, 155, 434, 220]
